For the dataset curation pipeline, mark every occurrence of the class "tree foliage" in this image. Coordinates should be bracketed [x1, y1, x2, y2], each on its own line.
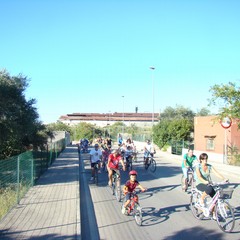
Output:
[0, 70, 46, 158]
[153, 120, 171, 149]
[72, 122, 103, 142]
[160, 105, 195, 121]
[209, 82, 240, 127]
[46, 121, 72, 137]
[153, 105, 195, 149]
[195, 107, 211, 116]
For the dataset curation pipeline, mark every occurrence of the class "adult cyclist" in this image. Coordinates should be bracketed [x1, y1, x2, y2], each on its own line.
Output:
[182, 148, 198, 191]
[143, 139, 155, 166]
[107, 149, 126, 187]
[89, 144, 102, 181]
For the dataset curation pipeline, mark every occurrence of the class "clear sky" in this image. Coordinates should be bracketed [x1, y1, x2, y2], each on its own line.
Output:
[1, 0, 240, 123]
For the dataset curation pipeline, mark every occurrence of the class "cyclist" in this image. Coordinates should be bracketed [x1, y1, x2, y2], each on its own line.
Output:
[102, 145, 112, 170]
[81, 138, 89, 152]
[121, 170, 147, 214]
[125, 145, 134, 167]
[106, 137, 112, 148]
[195, 153, 228, 205]
[182, 148, 198, 191]
[117, 134, 123, 146]
[107, 149, 126, 187]
[195, 153, 228, 218]
[143, 139, 155, 166]
[89, 144, 102, 181]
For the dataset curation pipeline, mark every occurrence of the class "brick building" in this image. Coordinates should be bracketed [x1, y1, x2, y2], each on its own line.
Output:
[193, 115, 240, 163]
[59, 112, 159, 128]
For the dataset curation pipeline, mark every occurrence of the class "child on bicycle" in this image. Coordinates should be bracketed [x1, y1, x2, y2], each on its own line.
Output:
[121, 170, 147, 214]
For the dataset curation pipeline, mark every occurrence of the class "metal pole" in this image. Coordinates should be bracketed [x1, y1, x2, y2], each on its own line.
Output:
[150, 66, 155, 142]
[122, 96, 124, 137]
[17, 155, 20, 203]
[224, 128, 227, 164]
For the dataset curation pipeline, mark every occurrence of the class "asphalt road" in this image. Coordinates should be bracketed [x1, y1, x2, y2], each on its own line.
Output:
[82, 149, 240, 240]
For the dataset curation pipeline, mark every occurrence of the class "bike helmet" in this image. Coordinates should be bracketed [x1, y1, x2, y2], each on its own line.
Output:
[129, 170, 137, 176]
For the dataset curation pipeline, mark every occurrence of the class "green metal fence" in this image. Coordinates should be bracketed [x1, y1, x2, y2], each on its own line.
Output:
[0, 139, 66, 220]
[171, 140, 193, 155]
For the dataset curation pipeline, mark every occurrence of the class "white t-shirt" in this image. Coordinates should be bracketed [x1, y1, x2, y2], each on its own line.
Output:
[89, 149, 102, 163]
[145, 144, 154, 153]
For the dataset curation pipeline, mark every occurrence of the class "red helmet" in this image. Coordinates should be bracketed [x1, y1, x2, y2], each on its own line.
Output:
[129, 170, 137, 176]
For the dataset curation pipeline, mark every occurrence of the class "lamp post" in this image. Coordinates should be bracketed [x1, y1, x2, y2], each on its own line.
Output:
[108, 111, 111, 137]
[122, 96, 124, 137]
[150, 66, 155, 142]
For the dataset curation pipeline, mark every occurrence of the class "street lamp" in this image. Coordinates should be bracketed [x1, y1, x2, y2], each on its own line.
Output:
[150, 66, 155, 142]
[122, 96, 124, 137]
[108, 111, 111, 137]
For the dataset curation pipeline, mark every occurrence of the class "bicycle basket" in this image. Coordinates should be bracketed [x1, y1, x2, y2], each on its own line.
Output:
[219, 188, 234, 199]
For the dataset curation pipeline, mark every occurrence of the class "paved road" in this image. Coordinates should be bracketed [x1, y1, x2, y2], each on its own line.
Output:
[0, 144, 239, 240]
[84, 147, 240, 240]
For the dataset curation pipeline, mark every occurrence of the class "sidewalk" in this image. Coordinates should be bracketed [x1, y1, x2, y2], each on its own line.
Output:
[0, 146, 80, 240]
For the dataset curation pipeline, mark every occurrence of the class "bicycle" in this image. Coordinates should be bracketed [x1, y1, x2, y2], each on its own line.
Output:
[126, 155, 133, 171]
[93, 161, 100, 186]
[181, 167, 195, 192]
[112, 169, 122, 202]
[121, 190, 143, 226]
[190, 181, 235, 233]
[144, 152, 156, 172]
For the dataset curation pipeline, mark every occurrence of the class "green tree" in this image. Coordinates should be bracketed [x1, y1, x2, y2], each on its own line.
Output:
[209, 82, 240, 127]
[72, 122, 102, 142]
[168, 119, 193, 141]
[125, 123, 139, 139]
[160, 105, 195, 122]
[0, 69, 46, 158]
[153, 120, 171, 149]
[196, 107, 211, 116]
[152, 105, 195, 149]
[108, 122, 125, 140]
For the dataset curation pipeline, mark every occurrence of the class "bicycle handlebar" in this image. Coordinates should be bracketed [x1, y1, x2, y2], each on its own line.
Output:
[208, 180, 229, 187]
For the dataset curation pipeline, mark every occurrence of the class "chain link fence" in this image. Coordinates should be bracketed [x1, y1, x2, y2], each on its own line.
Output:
[0, 138, 66, 220]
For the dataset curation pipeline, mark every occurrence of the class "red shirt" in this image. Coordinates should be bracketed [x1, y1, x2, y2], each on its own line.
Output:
[108, 153, 122, 169]
[125, 180, 139, 193]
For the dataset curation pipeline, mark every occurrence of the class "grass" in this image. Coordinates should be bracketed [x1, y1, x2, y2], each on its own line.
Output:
[0, 184, 29, 220]
[0, 187, 17, 220]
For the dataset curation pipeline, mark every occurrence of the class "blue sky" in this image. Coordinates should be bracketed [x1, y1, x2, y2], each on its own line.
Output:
[1, 0, 240, 123]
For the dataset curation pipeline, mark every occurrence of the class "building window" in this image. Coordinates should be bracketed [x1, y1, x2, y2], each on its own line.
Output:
[206, 138, 215, 150]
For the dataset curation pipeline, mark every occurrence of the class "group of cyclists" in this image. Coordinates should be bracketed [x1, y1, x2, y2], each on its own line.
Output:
[82, 136, 229, 220]
[82, 136, 151, 214]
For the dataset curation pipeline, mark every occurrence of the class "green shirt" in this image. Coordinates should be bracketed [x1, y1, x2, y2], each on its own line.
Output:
[195, 163, 212, 185]
[181, 153, 197, 168]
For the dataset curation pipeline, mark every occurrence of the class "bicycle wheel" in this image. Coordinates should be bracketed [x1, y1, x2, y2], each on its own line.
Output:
[129, 161, 133, 171]
[190, 191, 204, 220]
[95, 167, 98, 186]
[112, 180, 116, 195]
[149, 158, 156, 172]
[181, 175, 186, 191]
[115, 179, 121, 202]
[215, 201, 235, 233]
[133, 203, 142, 226]
[144, 158, 149, 170]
